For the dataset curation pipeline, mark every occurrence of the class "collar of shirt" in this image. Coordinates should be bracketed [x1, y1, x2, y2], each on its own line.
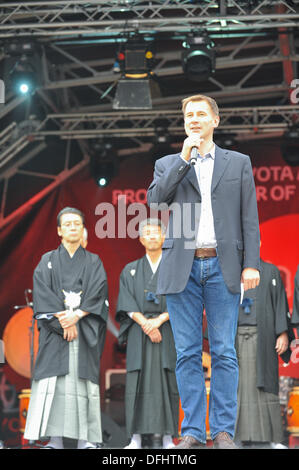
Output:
[198, 143, 216, 160]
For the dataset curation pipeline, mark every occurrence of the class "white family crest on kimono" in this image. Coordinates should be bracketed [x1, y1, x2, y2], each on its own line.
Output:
[62, 290, 82, 312]
[130, 269, 136, 276]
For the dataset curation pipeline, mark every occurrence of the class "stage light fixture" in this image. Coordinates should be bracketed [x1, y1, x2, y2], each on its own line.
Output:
[5, 41, 41, 96]
[90, 141, 119, 187]
[94, 161, 116, 187]
[113, 36, 156, 109]
[182, 34, 215, 82]
[10, 56, 38, 95]
[281, 125, 299, 166]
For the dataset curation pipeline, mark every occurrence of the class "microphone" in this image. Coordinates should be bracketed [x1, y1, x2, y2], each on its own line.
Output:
[190, 146, 198, 166]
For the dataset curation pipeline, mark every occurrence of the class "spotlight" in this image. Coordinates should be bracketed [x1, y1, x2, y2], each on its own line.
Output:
[182, 34, 215, 82]
[113, 36, 156, 109]
[4, 41, 41, 96]
[117, 38, 155, 76]
[98, 176, 108, 187]
[10, 56, 38, 95]
[20, 83, 29, 94]
[281, 125, 299, 166]
[90, 141, 119, 187]
[94, 161, 116, 187]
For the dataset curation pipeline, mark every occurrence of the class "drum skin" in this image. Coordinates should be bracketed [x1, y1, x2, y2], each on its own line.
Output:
[3, 307, 39, 379]
[287, 387, 299, 436]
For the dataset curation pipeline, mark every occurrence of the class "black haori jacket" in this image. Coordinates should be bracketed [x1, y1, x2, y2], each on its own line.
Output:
[32, 246, 108, 384]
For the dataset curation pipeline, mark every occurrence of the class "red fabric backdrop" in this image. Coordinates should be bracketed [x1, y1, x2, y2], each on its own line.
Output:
[0, 143, 299, 394]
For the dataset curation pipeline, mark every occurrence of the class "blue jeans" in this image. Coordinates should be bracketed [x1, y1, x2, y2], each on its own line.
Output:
[166, 256, 240, 443]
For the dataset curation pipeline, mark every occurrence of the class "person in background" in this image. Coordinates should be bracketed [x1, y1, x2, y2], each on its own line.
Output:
[235, 254, 294, 448]
[24, 207, 108, 449]
[116, 218, 179, 450]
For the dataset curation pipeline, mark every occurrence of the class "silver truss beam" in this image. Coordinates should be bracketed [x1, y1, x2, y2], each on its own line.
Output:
[1, 105, 297, 144]
[1, 106, 297, 172]
[42, 53, 298, 91]
[0, 1, 298, 37]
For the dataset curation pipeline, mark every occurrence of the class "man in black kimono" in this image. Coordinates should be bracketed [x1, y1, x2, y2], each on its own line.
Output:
[235, 258, 294, 448]
[116, 218, 179, 449]
[24, 207, 108, 449]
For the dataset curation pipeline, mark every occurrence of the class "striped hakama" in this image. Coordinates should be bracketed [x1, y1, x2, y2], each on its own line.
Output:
[24, 337, 102, 444]
[235, 326, 284, 444]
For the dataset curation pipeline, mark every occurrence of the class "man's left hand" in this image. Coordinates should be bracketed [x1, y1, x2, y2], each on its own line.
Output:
[56, 310, 79, 329]
[241, 268, 260, 291]
[142, 318, 162, 335]
[275, 332, 289, 355]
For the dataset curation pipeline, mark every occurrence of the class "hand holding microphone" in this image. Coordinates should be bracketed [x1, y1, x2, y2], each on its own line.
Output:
[190, 146, 198, 166]
[181, 133, 203, 164]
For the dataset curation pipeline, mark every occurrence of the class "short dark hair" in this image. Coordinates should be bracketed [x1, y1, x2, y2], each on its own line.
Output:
[57, 207, 85, 227]
[181, 94, 219, 116]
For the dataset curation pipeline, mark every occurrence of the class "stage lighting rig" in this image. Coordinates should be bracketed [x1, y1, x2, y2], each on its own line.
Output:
[116, 37, 155, 76]
[182, 33, 215, 82]
[10, 57, 38, 95]
[113, 36, 156, 110]
[90, 141, 119, 187]
[4, 41, 41, 96]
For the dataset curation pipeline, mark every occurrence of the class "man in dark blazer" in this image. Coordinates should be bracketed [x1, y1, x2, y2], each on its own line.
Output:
[147, 94, 260, 449]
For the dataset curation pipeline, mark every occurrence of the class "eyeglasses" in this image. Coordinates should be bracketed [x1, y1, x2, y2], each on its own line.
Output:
[61, 221, 83, 228]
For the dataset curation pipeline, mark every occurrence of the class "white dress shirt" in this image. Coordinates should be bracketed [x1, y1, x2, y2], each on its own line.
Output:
[194, 144, 217, 249]
[181, 144, 217, 248]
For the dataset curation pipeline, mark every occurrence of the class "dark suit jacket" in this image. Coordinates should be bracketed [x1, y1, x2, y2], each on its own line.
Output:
[147, 145, 260, 295]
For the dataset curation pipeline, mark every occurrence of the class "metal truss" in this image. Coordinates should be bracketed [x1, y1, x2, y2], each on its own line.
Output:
[1, 105, 298, 166]
[44, 40, 297, 91]
[1, 104, 298, 176]
[1, 105, 298, 150]
[26, 104, 299, 137]
[0, 1, 299, 38]
[0, 34, 296, 120]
